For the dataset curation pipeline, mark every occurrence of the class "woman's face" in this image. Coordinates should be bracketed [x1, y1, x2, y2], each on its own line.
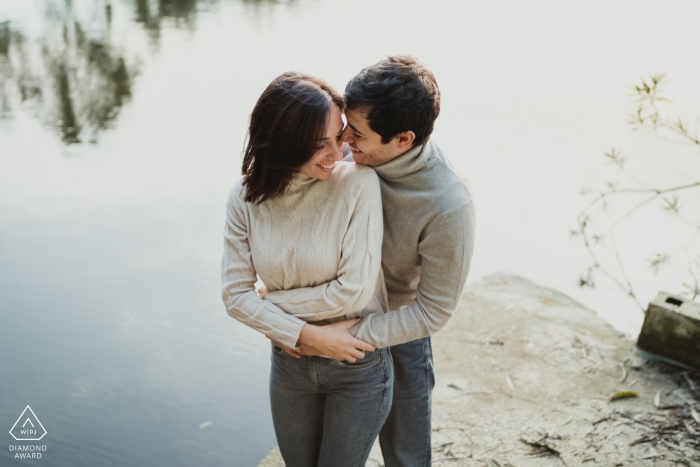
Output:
[299, 103, 344, 180]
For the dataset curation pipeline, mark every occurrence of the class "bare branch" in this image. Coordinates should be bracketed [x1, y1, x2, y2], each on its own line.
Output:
[662, 194, 680, 213]
[574, 73, 700, 311]
[647, 252, 671, 275]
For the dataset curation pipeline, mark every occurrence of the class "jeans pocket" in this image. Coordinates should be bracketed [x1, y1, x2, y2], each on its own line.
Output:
[334, 350, 382, 369]
[271, 344, 285, 355]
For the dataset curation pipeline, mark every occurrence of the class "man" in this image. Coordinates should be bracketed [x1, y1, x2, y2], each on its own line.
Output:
[274, 56, 475, 465]
[337, 55, 476, 466]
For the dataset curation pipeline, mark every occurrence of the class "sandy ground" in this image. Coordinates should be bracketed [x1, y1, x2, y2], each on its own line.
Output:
[258, 274, 700, 467]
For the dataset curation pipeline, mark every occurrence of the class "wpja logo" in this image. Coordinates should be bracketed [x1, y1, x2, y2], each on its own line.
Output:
[8, 406, 47, 460]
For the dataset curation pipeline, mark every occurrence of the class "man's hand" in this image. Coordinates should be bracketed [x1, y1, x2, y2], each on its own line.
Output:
[257, 286, 268, 300]
[298, 319, 375, 362]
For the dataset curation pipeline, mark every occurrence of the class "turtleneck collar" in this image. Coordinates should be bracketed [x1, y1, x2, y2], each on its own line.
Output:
[372, 143, 428, 181]
[286, 171, 319, 194]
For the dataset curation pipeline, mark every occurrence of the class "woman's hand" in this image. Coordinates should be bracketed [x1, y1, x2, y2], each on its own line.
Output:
[298, 344, 323, 357]
[269, 340, 323, 358]
[298, 319, 375, 362]
[268, 338, 302, 358]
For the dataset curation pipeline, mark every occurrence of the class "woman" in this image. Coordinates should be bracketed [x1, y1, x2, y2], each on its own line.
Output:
[221, 72, 393, 467]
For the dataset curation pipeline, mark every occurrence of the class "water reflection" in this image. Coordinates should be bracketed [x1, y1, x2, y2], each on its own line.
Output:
[0, 0, 298, 145]
[0, 21, 13, 119]
[134, 0, 206, 42]
[134, 0, 299, 41]
[133, 0, 304, 46]
[240, 0, 299, 7]
[1, 2, 135, 143]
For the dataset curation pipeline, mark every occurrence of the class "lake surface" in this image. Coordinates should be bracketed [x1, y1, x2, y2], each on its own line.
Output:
[1, 0, 700, 465]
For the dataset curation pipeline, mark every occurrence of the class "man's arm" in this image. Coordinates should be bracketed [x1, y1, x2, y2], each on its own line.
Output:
[348, 202, 476, 348]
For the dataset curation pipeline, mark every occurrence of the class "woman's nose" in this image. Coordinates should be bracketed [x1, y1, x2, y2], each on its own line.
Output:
[339, 125, 354, 144]
[331, 141, 343, 160]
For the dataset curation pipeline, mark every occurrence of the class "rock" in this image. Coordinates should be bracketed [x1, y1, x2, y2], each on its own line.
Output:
[259, 274, 700, 466]
[257, 447, 284, 467]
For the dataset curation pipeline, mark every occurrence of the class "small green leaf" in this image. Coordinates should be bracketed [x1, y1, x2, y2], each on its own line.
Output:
[609, 391, 639, 402]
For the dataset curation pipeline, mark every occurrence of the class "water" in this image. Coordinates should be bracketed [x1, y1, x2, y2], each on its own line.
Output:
[1, 0, 700, 465]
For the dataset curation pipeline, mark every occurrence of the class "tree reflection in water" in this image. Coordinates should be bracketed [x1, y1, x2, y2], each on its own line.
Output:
[0, 2, 135, 144]
[0, 0, 297, 145]
[0, 21, 15, 120]
[135, 0, 205, 43]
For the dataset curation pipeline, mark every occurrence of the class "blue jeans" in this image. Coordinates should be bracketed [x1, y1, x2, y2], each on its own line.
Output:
[269, 344, 394, 467]
[379, 337, 435, 467]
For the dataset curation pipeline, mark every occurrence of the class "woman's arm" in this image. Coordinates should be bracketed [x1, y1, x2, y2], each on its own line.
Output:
[221, 185, 307, 350]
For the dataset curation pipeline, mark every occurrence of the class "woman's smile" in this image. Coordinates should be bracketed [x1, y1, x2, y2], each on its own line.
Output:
[317, 162, 336, 171]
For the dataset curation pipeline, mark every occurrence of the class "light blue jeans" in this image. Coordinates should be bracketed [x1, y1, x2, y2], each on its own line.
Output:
[269, 344, 394, 467]
[379, 337, 435, 467]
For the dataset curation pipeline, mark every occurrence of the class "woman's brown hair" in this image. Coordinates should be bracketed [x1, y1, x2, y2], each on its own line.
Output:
[241, 72, 345, 204]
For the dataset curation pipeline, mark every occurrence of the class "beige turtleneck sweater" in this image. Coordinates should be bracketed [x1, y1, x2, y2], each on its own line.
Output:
[221, 161, 388, 350]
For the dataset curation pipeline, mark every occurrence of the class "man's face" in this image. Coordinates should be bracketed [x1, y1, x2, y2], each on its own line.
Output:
[340, 108, 405, 167]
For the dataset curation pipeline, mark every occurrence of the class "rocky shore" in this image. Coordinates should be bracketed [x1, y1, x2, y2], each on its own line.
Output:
[259, 274, 700, 466]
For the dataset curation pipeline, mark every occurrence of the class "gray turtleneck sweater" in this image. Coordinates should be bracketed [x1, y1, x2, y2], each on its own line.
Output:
[346, 140, 476, 349]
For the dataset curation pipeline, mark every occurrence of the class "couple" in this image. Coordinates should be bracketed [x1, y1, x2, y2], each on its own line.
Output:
[221, 56, 475, 467]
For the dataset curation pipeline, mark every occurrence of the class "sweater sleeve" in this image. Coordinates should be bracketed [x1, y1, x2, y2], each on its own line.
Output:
[220, 186, 307, 349]
[348, 201, 476, 348]
[262, 174, 383, 321]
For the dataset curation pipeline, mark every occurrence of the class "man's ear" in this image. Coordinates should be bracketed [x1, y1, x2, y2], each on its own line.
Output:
[394, 131, 416, 150]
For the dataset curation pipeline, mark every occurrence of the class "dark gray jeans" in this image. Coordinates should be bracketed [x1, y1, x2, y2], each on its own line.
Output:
[379, 337, 435, 467]
[269, 344, 394, 467]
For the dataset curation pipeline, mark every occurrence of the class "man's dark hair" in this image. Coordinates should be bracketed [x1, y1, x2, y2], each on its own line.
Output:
[241, 72, 345, 204]
[345, 55, 440, 146]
